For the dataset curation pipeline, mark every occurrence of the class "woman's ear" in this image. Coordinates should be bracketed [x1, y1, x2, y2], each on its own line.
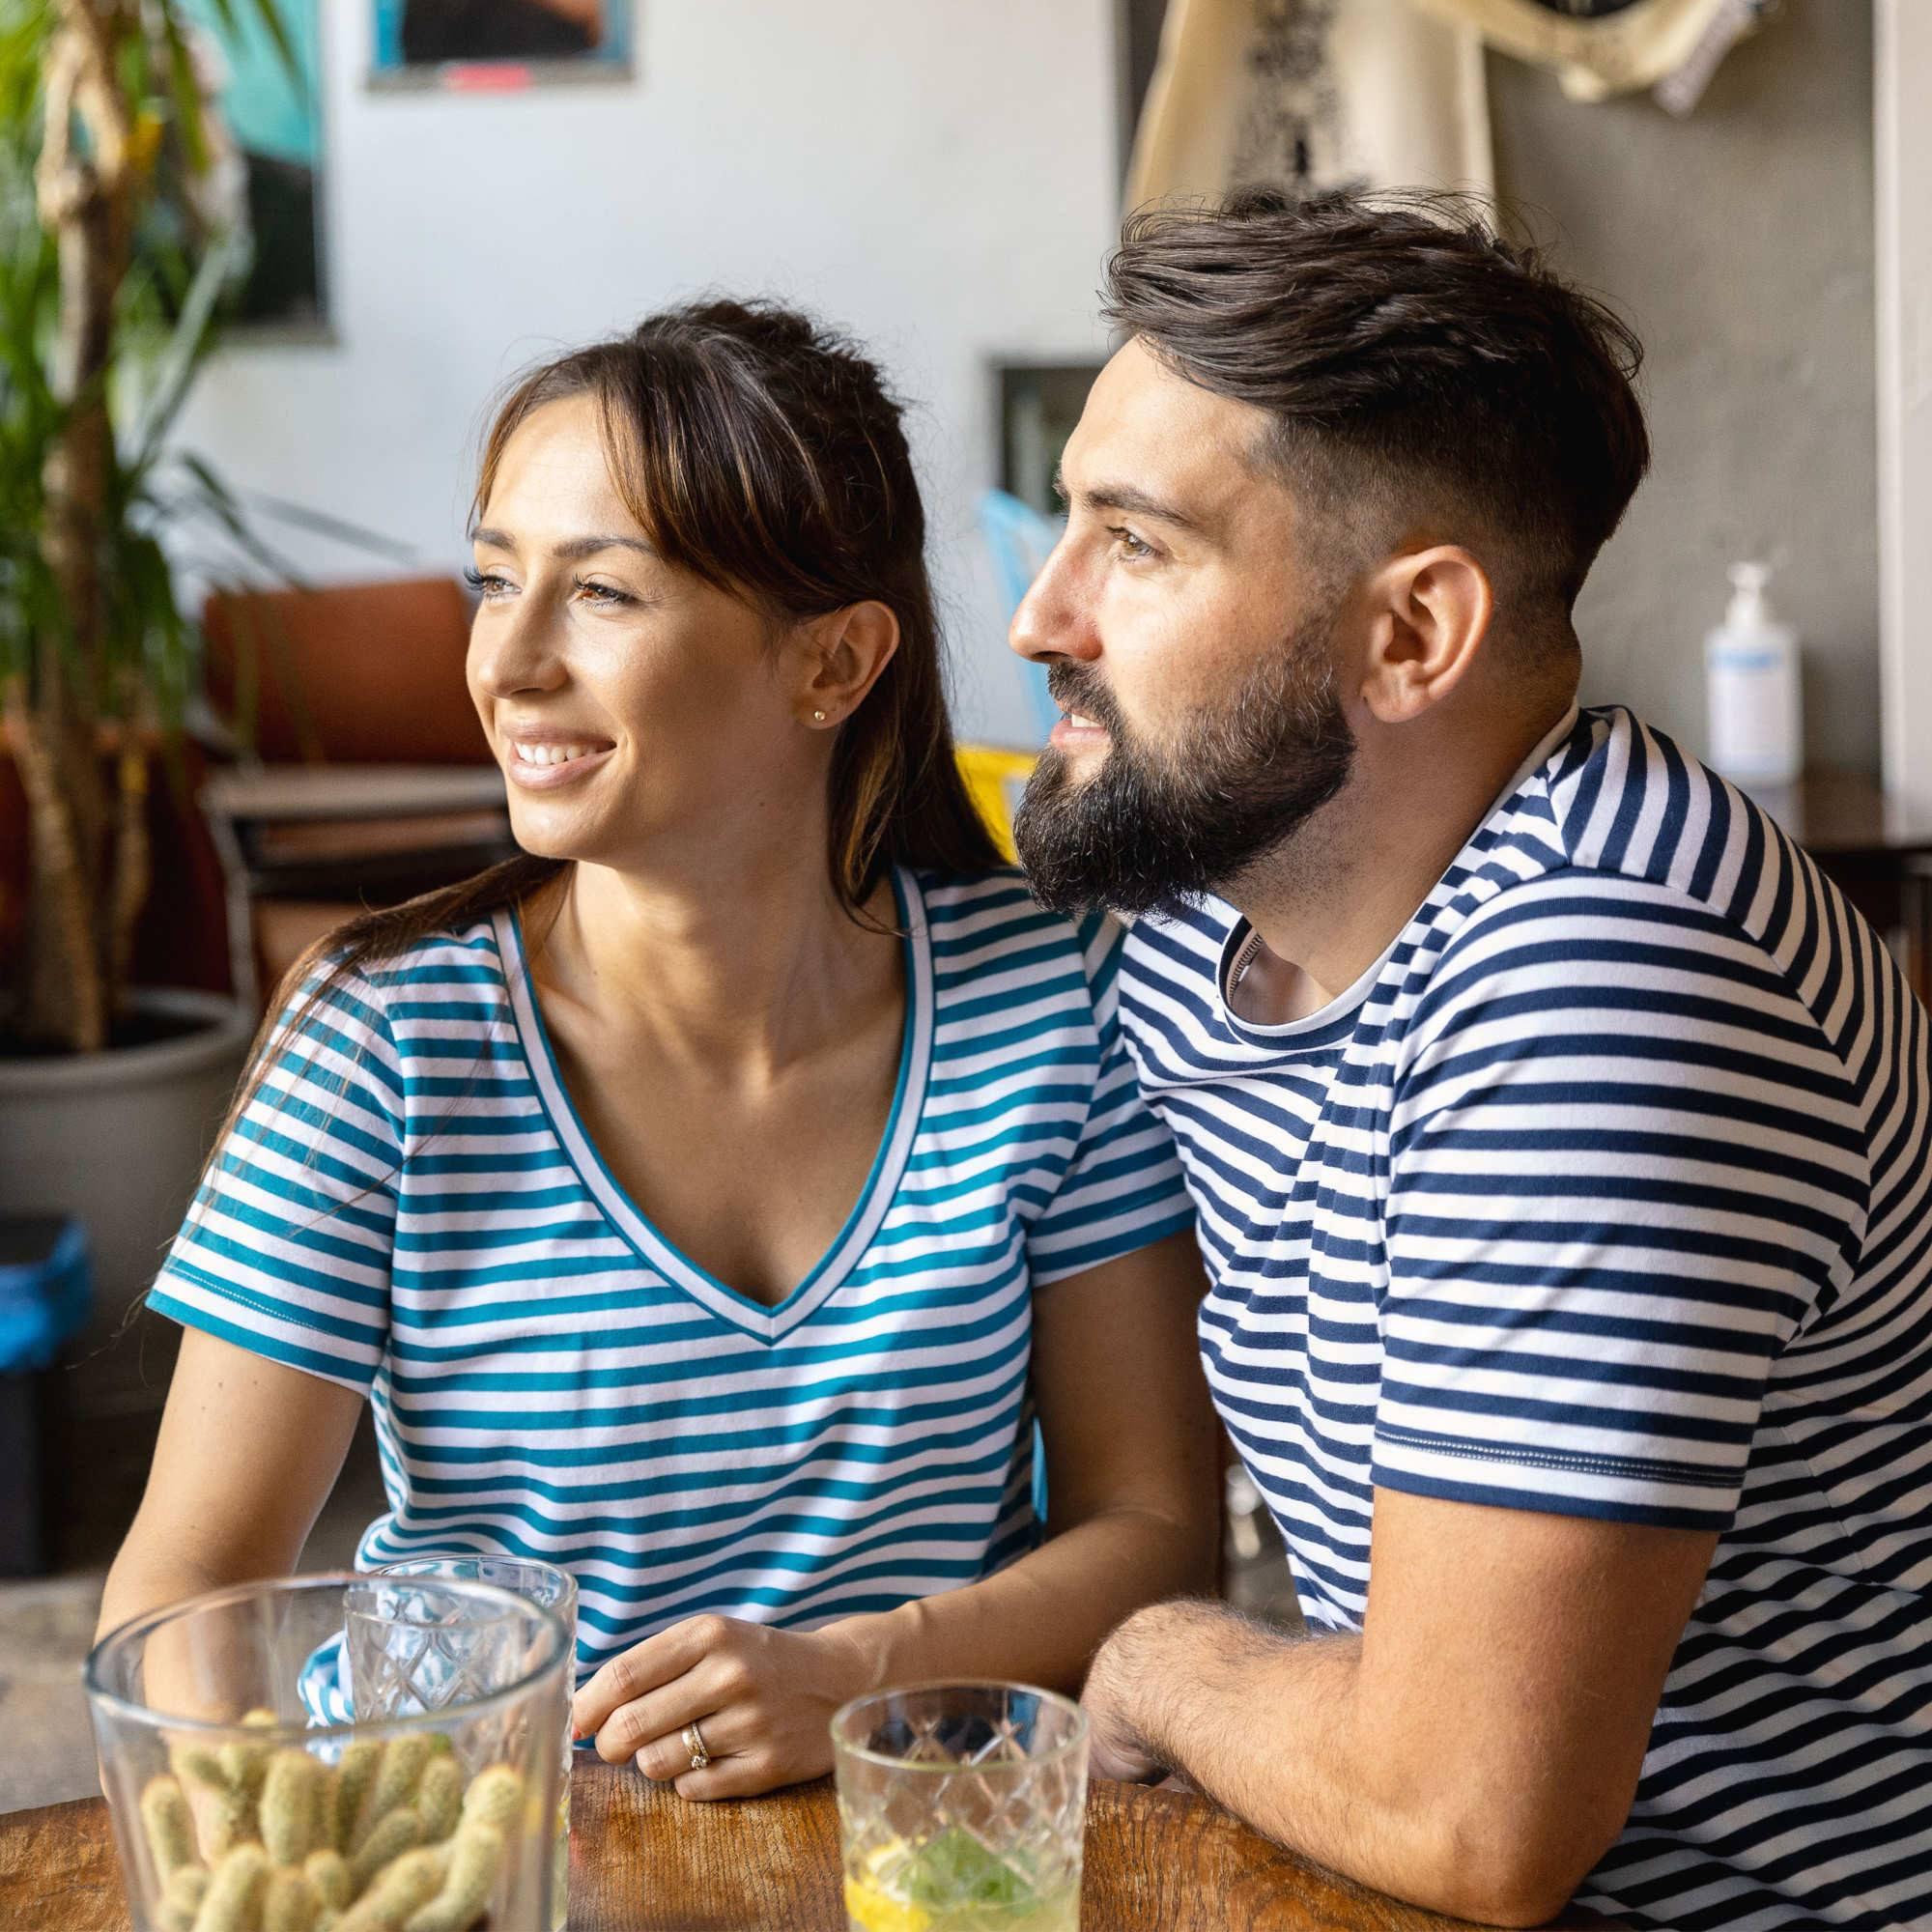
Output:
[1356, 547, 1492, 725]
[795, 601, 901, 729]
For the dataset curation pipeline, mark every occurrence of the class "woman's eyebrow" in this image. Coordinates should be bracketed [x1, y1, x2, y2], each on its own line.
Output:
[469, 527, 656, 559]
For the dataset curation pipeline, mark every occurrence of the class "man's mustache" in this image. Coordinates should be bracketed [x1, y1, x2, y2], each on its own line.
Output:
[1045, 663, 1124, 735]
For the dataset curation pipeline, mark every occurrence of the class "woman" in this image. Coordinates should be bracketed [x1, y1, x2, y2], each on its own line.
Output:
[99, 300, 1215, 1797]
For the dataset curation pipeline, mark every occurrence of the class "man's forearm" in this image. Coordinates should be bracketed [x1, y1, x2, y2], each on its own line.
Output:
[1091, 1602, 1575, 1928]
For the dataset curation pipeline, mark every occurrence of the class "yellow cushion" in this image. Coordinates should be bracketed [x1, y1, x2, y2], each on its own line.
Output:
[954, 745, 1038, 862]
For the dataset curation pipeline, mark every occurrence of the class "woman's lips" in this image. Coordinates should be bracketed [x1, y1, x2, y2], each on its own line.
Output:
[502, 740, 616, 791]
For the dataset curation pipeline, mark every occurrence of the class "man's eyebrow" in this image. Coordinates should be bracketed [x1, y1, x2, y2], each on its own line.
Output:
[469, 527, 657, 560]
[1049, 467, 1206, 534]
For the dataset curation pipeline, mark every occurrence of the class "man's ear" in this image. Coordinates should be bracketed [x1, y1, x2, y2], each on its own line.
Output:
[1355, 547, 1492, 725]
[791, 600, 901, 729]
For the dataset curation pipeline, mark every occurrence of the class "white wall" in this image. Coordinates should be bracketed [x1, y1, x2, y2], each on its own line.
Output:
[1877, 0, 1932, 805]
[179, 0, 1123, 747]
[1488, 5, 1879, 777]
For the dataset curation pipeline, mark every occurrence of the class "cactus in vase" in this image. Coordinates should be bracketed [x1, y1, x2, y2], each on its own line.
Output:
[413, 1757, 463, 1843]
[303, 1848, 354, 1912]
[169, 1747, 257, 1861]
[217, 1709, 278, 1804]
[348, 1805, 424, 1893]
[456, 1764, 522, 1840]
[189, 1842, 270, 1932]
[330, 1743, 382, 1854]
[156, 1863, 211, 1932]
[262, 1748, 328, 1865]
[139, 1774, 197, 1881]
[263, 1865, 324, 1932]
[401, 1821, 504, 1932]
[334, 1845, 449, 1932]
[351, 1738, 432, 1855]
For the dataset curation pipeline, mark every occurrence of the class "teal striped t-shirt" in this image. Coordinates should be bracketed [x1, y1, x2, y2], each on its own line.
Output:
[149, 867, 1196, 1670]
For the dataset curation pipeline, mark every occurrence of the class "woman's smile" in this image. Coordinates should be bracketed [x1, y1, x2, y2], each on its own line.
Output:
[500, 725, 618, 791]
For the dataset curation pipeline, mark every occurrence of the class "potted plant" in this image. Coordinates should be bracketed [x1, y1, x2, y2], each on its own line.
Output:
[0, 0, 294, 1430]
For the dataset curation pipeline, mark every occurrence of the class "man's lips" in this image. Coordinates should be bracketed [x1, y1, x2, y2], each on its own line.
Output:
[1049, 709, 1111, 751]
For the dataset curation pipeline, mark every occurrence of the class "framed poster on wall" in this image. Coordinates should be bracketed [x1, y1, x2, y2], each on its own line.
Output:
[181, 0, 327, 334]
[369, 0, 634, 89]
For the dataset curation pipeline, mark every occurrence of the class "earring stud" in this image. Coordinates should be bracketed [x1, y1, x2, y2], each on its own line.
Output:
[812, 709, 827, 723]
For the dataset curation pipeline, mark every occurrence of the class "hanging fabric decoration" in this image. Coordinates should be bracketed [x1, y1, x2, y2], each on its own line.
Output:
[1406, 0, 1773, 107]
[1126, 0, 1493, 211]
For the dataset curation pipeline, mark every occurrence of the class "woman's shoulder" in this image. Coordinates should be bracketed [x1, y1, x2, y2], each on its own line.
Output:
[908, 866, 1123, 1002]
[294, 914, 513, 1023]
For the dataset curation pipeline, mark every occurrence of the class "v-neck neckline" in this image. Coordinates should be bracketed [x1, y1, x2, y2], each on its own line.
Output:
[496, 867, 933, 1346]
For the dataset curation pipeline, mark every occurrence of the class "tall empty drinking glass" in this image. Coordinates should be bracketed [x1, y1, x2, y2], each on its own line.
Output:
[86, 1572, 569, 1932]
[372, 1555, 579, 1931]
[833, 1682, 1089, 1932]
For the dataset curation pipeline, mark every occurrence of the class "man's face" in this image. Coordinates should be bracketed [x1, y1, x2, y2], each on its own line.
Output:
[1009, 338, 1356, 918]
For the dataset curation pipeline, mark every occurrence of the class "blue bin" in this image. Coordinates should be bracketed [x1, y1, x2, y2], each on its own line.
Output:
[0, 1217, 92, 1577]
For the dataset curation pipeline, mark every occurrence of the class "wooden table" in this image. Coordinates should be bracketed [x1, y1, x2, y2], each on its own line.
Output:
[0, 1759, 1623, 1932]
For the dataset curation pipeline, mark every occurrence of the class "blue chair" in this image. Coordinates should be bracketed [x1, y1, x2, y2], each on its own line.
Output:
[978, 491, 1066, 746]
[0, 1217, 90, 1577]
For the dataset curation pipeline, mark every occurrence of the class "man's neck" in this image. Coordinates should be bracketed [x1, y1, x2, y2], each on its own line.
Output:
[1225, 696, 1575, 1028]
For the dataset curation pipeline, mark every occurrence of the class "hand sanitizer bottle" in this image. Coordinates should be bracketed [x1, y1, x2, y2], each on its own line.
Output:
[1705, 559, 1803, 785]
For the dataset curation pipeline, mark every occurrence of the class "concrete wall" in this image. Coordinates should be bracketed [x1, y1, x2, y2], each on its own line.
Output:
[178, 0, 1124, 749]
[1488, 1, 1879, 774]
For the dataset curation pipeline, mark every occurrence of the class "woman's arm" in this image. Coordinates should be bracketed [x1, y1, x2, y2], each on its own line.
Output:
[839, 1226, 1219, 1685]
[570, 1228, 1219, 1794]
[95, 1328, 365, 1645]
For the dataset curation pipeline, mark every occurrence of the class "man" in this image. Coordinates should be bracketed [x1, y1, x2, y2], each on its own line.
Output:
[1010, 187, 1931, 1932]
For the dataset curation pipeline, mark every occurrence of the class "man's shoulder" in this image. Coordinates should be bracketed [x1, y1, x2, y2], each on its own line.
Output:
[1538, 705, 1797, 925]
[1501, 704, 1882, 1005]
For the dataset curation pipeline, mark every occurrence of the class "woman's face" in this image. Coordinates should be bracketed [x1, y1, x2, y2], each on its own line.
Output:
[466, 392, 814, 872]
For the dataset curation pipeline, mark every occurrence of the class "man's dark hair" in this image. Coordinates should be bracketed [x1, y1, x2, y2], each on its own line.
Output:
[1104, 186, 1651, 617]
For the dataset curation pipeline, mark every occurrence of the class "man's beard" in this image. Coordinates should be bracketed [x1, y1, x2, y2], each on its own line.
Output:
[1012, 619, 1355, 920]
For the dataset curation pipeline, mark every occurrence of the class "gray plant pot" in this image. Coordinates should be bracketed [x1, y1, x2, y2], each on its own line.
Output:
[0, 989, 255, 1424]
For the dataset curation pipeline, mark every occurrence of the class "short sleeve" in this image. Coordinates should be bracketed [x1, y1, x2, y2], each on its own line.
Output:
[1375, 876, 1868, 1531]
[148, 966, 403, 1393]
[1025, 913, 1197, 1287]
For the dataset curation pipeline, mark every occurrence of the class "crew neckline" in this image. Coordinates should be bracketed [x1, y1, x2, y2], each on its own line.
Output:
[1213, 705, 1580, 1049]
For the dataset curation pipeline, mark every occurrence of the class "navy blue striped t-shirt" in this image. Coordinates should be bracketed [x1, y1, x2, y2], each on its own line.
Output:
[1120, 706, 1932, 1932]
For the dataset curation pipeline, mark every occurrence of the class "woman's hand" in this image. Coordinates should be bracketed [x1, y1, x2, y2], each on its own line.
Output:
[570, 1615, 872, 1799]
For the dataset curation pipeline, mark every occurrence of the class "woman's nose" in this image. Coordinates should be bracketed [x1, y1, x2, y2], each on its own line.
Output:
[469, 598, 567, 699]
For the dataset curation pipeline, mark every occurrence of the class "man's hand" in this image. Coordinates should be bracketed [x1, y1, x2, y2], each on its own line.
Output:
[1070, 1495, 1719, 1927]
[1079, 1611, 1167, 1781]
[570, 1615, 871, 1799]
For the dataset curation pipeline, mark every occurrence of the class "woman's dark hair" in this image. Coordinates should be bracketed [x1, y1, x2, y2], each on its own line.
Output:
[1105, 186, 1651, 615]
[208, 299, 1000, 1161]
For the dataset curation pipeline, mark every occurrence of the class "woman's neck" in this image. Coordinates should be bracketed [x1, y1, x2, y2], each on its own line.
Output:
[526, 845, 901, 1079]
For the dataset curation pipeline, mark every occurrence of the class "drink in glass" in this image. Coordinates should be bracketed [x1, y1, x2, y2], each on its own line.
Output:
[370, 1555, 580, 1932]
[833, 1682, 1088, 1932]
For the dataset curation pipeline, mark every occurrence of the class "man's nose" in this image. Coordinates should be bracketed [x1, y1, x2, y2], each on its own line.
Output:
[1009, 541, 1099, 666]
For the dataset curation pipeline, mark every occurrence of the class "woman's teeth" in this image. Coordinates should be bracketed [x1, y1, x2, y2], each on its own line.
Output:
[513, 743, 600, 767]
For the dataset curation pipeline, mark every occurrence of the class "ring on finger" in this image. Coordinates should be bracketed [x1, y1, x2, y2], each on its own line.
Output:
[681, 1719, 713, 1772]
